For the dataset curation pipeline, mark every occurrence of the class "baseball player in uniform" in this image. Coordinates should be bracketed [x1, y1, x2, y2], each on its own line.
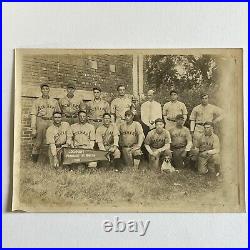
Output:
[190, 122, 220, 175]
[169, 115, 192, 169]
[46, 111, 72, 168]
[68, 110, 97, 168]
[59, 82, 85, 125]
[30, 82, 60, 163]
[144, 118, 172, 172]
[111, 85, 132, 125]
[96, 113, 121, 169]
[190, 93, 223, 142]
[118, 110, 145, 169]
[163, 90, 188, 131]
[86, 87, 110, 129]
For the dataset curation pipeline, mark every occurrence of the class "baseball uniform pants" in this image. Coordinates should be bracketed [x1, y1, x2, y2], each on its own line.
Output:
[171, 147, 189, 169]
[105, 145, 121, 159]
[121, 146, 142, 167]
[48, 146, 63, 168]
[32, 117, 52, 155]
[165, 120, 176, 131]
[197, 153, 220, 174]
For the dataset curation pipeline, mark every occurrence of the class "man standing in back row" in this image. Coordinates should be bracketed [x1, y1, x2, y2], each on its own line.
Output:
[111, 84, 132, 125]
[190, 93, 223, 142]
[86, 87, 110, 129]
[59, 82, 85, 125]
[30, 80, 60, 163]
[163, 90, 188, 131]
[141, 90, 162, 136]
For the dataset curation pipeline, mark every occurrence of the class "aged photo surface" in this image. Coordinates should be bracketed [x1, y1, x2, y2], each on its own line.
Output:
[12, 49, 244, 212]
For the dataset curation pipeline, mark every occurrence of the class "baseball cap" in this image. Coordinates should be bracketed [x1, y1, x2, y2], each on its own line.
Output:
[155, 118, 165, 124]
[67, 82, 76, 89]
[204, 121, 213, 127]
[170, 90, 178, 95]
[124, 110, 134, 116]
[40, 83, 50, 89]
[39, 76, 49, 88]
[147, 89, 155, 95]
[93, 86, 101, 92]
[200, 92, 208, 98]
[175, 114, 184, 120]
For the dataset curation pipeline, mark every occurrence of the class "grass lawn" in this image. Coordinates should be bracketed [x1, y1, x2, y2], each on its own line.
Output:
[17, 158, 225, 212]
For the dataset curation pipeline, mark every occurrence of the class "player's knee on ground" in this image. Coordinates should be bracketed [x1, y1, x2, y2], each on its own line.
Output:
[207, 154, 220, 173]
[132, 148, 143, 159]
[210, 154, 220, 165]
[113, 148, 121, 159]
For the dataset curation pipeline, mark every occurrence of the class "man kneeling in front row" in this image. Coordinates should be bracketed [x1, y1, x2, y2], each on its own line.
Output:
[190, 122, 220, 176]
[118, 110, 145, 169]
[169, 114, 192, 169]
[144, 118, 172, 173]
[96, 113, 121, 170]
[46, 111, 72, 168]
[68, 110, 97, 168]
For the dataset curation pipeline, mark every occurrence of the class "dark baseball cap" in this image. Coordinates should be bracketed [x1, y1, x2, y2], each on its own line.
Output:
[155, 118, 165, 124]
[200, 92, 208, 98]
[124, 110, 134, 116]
[39, 76, 49, 88]
[170, 90, 178, 95]
[175, 114, 184, 120]
[204, 121, 213, 127]
[67, 82, 76, 89]
[40, 83, 50, 89]
[93, 86, 101, 92]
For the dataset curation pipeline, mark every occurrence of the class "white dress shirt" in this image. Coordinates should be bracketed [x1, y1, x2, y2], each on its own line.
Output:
[141, 100, 162, 128]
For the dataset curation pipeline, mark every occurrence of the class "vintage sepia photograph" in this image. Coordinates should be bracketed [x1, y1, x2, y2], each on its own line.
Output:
[12, 49, 244, 212]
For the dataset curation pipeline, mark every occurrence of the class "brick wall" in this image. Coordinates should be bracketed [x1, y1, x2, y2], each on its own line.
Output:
[21, 54, 133, 159]
[22, 54, 133, 93]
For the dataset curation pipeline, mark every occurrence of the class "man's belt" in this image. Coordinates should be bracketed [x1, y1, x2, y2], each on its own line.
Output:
[171, 145, 186, 150]
[116, 117, 125, 120]
[38, 116, 52, 120]
[89, 118, 102, 122]
[167, 118, 176, 122]
[63, 114, 78, 118]
[55, 144, 63, 148]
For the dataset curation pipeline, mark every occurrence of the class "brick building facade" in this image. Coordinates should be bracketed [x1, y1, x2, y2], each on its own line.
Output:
[21, 54, 134, 159]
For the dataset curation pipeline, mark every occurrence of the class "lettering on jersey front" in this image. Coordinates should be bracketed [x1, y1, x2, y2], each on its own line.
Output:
[171, 130, 187, 139]
[73, 130, 89, 136]
[120, 130, 137, 137]
[38, 104, 55, 111]
[62, 102, 79, 108]
[54, 131, 66, 141]
[199, 137, 214, 151]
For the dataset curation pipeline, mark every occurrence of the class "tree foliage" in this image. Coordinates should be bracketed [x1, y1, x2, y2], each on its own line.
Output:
[144, 55, 220, 113]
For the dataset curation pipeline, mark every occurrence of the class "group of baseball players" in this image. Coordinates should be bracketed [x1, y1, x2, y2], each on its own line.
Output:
[30, 80, 223, 175]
